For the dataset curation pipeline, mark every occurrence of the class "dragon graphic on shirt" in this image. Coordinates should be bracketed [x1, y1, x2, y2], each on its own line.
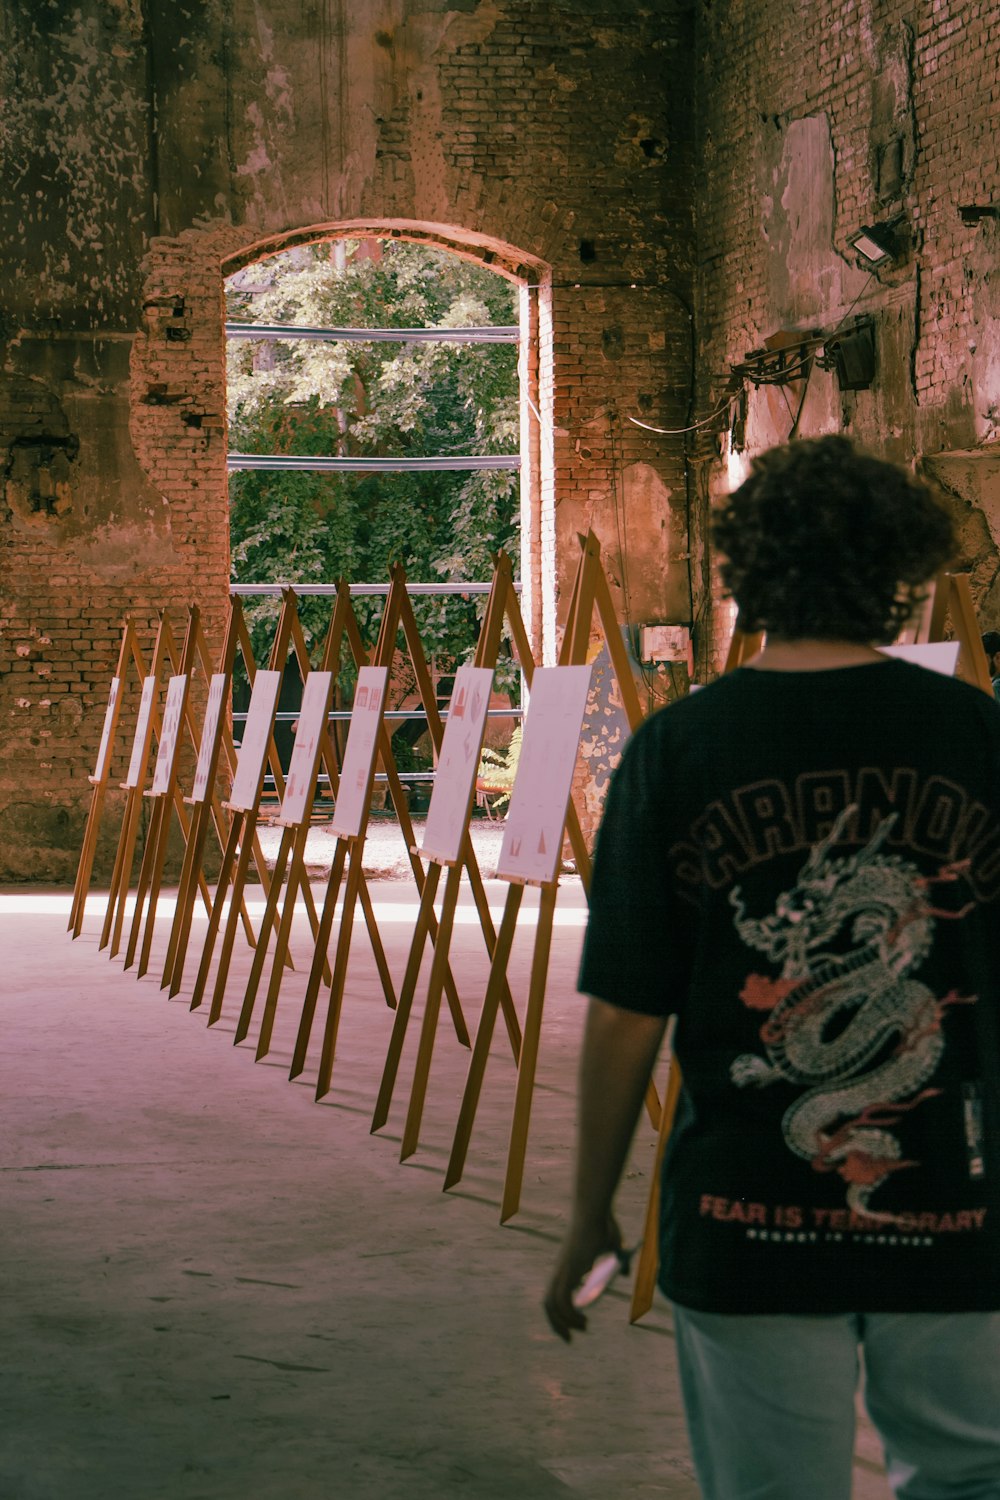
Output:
[728, 807, 976, 1222]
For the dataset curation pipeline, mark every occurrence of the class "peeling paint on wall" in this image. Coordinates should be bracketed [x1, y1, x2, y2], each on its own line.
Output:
[760, 115, 866, 324]
[0, 8, 152, 324]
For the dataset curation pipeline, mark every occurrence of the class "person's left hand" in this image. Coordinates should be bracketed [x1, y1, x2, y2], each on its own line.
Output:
[543, 1213, 623, 1343]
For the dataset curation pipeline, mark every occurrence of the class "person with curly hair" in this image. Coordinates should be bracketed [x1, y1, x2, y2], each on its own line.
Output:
[545, 436, 1000, 1499]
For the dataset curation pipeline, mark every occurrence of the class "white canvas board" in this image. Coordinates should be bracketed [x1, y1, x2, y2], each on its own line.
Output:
[123, 676, 158, 789]
[278, 671, 334, 827]
[880, 642, 961, 676]
[228, 670, 281, 812]
[329, 666, 389, 840]
[418, 665, 494, 864]
[190, 673, 228, 804]
[149, 675, 188, 796]
[91, 677, 121, 782]
[497, 665, 593, 885]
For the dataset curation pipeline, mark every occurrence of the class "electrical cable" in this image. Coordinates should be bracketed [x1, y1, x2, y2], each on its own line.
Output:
[627, 399, 733, 437]
[827, 271, 878, 338]
[630, 273, 876, 437]
[608, 407, 634, 645]
[746, 354, 815, 385]
[786, 359, 813, 441]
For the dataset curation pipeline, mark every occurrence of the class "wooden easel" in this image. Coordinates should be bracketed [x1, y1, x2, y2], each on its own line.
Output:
[926, 571, 994, 694]
[69, 616, 141, 939]
[100, 615, 173, 958]
[442, 531, 663, 1221]
[191, 589, 328, 1021]
[723, 623, 764, 671]
[230, 588, 353, 1056]
[371, 555, 530, 1150]
[376, 536, 664, 1175]
[294, 565, 479, 1100]
[161, 598, 273, 998]
[123, 608, 201, 975]
[288, 573, 400, 1092]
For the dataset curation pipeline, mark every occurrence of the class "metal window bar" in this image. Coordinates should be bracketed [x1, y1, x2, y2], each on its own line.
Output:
[230, 581, 516, 596]
[226, 322, 519, 343]
[227, 313, 522, 801]
[227, 453, 520, 472]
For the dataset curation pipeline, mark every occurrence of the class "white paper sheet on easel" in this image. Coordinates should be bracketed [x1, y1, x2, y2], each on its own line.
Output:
[91, 677, 121, 782]
[123, 676, 158, 789]
[190, 674, 228, 804]
[149, 675, 188, 795]
[880, 642, 961, 676]
[497, 665, 592, 885]
[278, 670, 334, 827]
[228, 670, 281, 812]
[329, 666, 389, 839]
[419, 664, 494, 864]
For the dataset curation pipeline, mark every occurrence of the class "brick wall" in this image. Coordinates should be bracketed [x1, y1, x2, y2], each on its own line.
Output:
[0, 0, 696, 877]
[15, 1, 1000, 878]
[691, 0, 1000, 665]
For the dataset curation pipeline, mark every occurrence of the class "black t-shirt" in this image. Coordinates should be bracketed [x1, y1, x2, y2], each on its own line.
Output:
[579, 659, 1000, 1313]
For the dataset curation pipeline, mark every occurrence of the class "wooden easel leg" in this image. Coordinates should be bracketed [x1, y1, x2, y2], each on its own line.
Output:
[249, 830, 288, 967]
[189, 816, 240, 1012]
[234, 826, 294, 1046]
[399, 863, 466, 1162]
[70, 785, 104, 937]
[500, 882, 558, 1223]
[371, 863, 442, 1133]
[356, 872, 397, 1012]
[289, 839, 349, 1081]
[443, 883, 523, 1191]
[162, 803, 210, 990]
[254, 827, 310, 1060]
[206, 823, 259, 1025]
[313, 851, 367, 1100]
[426, 901, 466, 1044]
[123, 799, 164, 971]
[948, 573, 994, 695]
[102, 790, 140, 955]
[136, 798, 177, 979]
[463, 854, 516, 1056]
[630, 1052, 682, 1324]
[296, 857, 333, 988]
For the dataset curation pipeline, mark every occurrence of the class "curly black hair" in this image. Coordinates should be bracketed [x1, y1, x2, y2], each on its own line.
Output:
[711, 436, 957, 642]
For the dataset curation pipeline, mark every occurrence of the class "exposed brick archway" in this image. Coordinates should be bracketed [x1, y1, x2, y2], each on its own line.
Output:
[131, 220, 555, 664]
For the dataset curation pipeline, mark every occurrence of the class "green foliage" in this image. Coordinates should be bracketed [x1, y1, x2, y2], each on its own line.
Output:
[226, 240, 520, 686]
[477, 723, 523, 812]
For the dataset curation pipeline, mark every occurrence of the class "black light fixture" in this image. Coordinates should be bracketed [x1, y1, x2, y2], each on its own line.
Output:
[820, 318, 877, 392]
[959, 204, 1000, 226]
[847, 222, 898, 268]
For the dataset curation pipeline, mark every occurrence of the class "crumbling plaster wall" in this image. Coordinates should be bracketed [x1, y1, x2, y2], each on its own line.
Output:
[1, 0, 695, 881]
[691, 0, 1000, 676]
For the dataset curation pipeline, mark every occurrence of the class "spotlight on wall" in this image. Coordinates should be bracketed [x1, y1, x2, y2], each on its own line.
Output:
[819, 317, 877, 392]
[959, 204, 1000, 226]
[847, 223, 899, 268]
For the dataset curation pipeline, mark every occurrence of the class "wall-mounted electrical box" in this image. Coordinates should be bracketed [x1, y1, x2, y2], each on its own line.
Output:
[640, 624, 691, 664]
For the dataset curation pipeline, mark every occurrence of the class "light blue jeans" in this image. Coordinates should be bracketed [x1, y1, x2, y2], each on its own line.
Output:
[671, 1306, 1000, 1499]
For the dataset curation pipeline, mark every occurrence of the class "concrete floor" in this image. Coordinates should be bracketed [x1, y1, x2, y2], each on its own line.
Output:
[1, 869, 892, 1500]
